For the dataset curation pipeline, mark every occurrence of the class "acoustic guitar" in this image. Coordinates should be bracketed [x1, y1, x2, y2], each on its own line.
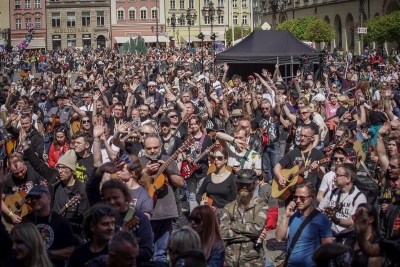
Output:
[143, 136, 194, 203]
[46, 114, 60, 132]
[3, 180, 48, 228]
[59, 194, 81, 215]
[171, 113, 191, 136]
[271, 158, 330, 201]
[122, 215, 140, 231]
[322, 203, 343, 219]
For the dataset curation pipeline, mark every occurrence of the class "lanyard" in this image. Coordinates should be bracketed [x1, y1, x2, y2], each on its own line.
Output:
[301, 150, 312, 168]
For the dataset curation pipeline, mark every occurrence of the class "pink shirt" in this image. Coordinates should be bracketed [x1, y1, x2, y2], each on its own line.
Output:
[325, 102, 340, 120]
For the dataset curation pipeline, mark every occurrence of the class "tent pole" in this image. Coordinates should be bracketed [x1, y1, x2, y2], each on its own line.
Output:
[290, 55, 294, 80]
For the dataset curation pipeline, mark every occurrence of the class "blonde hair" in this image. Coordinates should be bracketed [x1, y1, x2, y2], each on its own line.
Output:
[10, 223, 53, 267]
[168, 226, 201, 255]
[337, 95, 349, 105]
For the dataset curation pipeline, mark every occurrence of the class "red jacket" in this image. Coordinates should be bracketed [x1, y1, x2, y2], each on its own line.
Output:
[48, 143, 69, 168]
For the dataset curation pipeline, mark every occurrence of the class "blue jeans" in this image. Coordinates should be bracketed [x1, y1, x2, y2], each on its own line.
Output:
[393, 106, 400, 118]
[151, 218, 173, 262]
[186, 176, 203, 212]
[262, 143, 280, 183]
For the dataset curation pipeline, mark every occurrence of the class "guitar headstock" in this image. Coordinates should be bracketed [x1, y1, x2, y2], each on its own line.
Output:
[67, 194, 81, 207]
[323, 203, 342, 219]
[318, 158, 331, 165]
[39, 180, 49, 187]
[123, 216, 140, 230]
[181, 113, 191, 122]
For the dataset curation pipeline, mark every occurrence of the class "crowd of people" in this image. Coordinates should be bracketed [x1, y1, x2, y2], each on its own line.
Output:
[0, 44, 399, 267]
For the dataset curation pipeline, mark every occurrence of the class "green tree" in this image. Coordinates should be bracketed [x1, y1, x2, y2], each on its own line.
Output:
[226, 26, 248, 44]
[277, 19, 298, 32]
[291, 16, 319, 40]
[387, 11, 400, 44]
[304, 19, 336, 43]
[364, 15, 389, 44]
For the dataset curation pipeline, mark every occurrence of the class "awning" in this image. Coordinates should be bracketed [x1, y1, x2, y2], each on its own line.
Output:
[11, 38, 46, 49]
[180, 36, 220, 42]
[141, 36, 170, 43]
[114, 36, 136, 44]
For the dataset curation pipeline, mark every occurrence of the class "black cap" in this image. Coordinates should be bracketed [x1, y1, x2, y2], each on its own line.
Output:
[160, 116, 171, 125]
[234, 169, 258, 184]
[26, 185, 50, 199]
[290, 90, 299, 98]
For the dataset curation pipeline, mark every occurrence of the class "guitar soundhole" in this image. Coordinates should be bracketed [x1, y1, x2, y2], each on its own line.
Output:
[288, 174, 293, 183]
[15, 202, 21, 210]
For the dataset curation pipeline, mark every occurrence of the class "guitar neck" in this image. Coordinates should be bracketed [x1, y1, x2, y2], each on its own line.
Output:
[154, 147, 181, 177]
[292, 159, 321, 177]
[193, 145, 212, 164]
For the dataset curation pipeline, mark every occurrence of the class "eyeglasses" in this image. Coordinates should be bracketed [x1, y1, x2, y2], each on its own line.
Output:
[56, 165, 70, 171]
[335, 172, 348, 178]
[332, 86, 337, 88]
[188, 216, 202, 224]
[82, 96, 90, 99]
[139, 109, 149, 112]
[169, 115, 178, 118]
[293, 195, 313, 202]
[210, 155, 225, 161]
[148, 85, 156, 88]
[81, 120, 90, 124]
[388, 164, 400, 169]
[140, 132, 151, 136]
[299, 134, 312, 138]
[332, 156, 345, 162]
[261, 107, 270, 111]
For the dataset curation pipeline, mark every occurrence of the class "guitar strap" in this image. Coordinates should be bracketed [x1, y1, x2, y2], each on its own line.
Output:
[240, 150, 252, 169]
[197, 133, 206, 152]
[284, 209, 320, 267]
[166, 136, 175, 156]
[123, 207, 136, 224]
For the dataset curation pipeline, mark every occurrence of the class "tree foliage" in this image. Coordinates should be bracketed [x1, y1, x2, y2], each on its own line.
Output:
[225, 26, 263, 44]
[304, 19, 336, 43]
[364, 11, 400, 44]
[276, 20, 297, 32]
[291, 17, 319, 40]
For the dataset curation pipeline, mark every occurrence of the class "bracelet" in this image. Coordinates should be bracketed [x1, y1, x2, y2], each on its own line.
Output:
[94, 138, 100, 142]
[8, 211, 14, 217]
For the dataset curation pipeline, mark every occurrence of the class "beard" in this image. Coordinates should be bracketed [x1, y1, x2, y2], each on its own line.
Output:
[237, 188, 255, 207]
[144, 149, 162, 161]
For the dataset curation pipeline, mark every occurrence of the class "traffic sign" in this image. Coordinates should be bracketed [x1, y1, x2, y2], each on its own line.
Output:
[357, 27, 367, 34]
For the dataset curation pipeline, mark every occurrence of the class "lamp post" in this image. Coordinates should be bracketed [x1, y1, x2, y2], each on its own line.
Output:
[198, 32, 205, 72]
[167, 14, 177, 48]
[180, 8, 197, 48]
[151, 25, 164, 48]
[358, 0, 366, 52]
[267, 0, 286, 29]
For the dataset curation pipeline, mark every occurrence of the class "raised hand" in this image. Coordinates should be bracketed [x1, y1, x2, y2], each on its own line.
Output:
[223, 62, 229, 72]
[117, 121, 131, 134]
[19, 128, 27, 144]
[100, 157, 125, 174]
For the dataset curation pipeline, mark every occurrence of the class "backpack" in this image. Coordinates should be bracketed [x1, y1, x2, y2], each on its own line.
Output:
[354, 172, 379, 206]
[329, 187, 363, 207]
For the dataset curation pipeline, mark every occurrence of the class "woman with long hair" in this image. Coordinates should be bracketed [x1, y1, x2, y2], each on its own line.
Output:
[10, 223, 53, 267]
[345, 204, 383, 267]
[47, 126, 69, 168]
[188, 206, 225, 267]
[196, 147, 236, 209]
[309, 103, 328, 150]
[313, 243, 353, 267]
[116, 154, 153, 219]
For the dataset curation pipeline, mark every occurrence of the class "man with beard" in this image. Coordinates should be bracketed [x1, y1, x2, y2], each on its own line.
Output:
[68, 204, 116, 267]
[275, 181, 332, 267]
[139, 133, 183, 261]
[220, 169, 268, 267]
[113, 123, 156, 157]
[45, 94, 74, 129]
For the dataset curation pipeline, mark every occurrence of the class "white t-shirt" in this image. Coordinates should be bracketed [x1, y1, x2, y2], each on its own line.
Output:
[91, 136, 120, 163]
[319, 171, 336, 194]
[79, 103, 93, 112]
[318, 186, 367, 235]
[227, 145, 261, 170]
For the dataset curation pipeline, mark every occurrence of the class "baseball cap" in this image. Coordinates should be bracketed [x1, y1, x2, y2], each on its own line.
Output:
[290, 90, 299, 98]
[39, 89, 47, 95]
[197, 75, 206, 82]
[26, 185, 50, 199]
[234, 169, 258, 184]
[160, 116, 171, 125]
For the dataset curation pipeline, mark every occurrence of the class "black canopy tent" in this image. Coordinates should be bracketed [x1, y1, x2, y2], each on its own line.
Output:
[215, 30, 320, 81]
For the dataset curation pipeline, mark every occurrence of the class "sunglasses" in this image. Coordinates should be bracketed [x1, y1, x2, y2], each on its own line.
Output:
[332, 156, 345, 162]
[122, 154, 135, 169]
[169, 115, 178, 118]
[188, 216, 202, 224]
[98, 207, 114, 216]
[261, 107, 270, 111]
[140, 132, 151, 136]
[81, 120, 90, 124]
[210, 155, 225, 161]
[292, 195, 312, 202]
[388, 164, 400, 169]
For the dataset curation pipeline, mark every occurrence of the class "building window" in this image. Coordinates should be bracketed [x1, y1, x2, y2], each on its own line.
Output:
[34, 0, 40, 8]
[67, 34, 76, 47]
[179, 17, 185, 25]
[140, 10, 146, 19]
[35, 18, 41, 28]
[52, 12, 60, 27]
[204, 0, 209, 7]
[233, 0, 237, 8]
[15, 0, 21, 9]
[97, 11, 104, 26]
[16, 19, 22, 30]
[83, 34, 91, 49]
[242, 15, 247, 24]
[233, 15, 237, 24]
[152, 10, 157, 19]
[67, 12, 76, 27]
[118, 10, 124, 20]
[204, 16, 210, 24]
[217, 0, 223, 7]
[24, 0, 31, 9]
[242, 0, 247, 7]
[52, 35, 61, 50]
[179, 0, 184, 9]
[82, 12, 90, 26]
[189, 0, 194, 9]
[129, 10, 135, 19]
[218, 15, 223, 24]
[170, 0, 175, 9]
[25, 18, 31, 25]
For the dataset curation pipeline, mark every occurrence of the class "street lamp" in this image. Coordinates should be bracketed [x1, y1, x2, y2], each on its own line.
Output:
[267, 0, 286, 29]
[151, 25, 164, 48]
[167, 13, 177, 47]
[198, 32, 205, 72]
[358, 0, 367, 52]
[180, 8, 197, 47]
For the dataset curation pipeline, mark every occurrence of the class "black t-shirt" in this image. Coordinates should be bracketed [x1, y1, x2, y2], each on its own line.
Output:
[185, 134, 213, 179]
[3, 165, 45, 195]
[68, 242, 107, 267]
[75, 154, 95, 183]
[23, 212, 74, 267]
[251, 110, 280, 144]
[161, 135, 183, 156]
[125, 141, 144, 156]
[339, 120, 358, 134]
[294, 118, 319, 146]
[278, 148, 325, 187]
[369, 110, 388, 126]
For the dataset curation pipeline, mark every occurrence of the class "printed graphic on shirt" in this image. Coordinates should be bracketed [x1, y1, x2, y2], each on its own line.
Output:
[11, 180, 34, 194]
[75, 163, 88, 182]
[257, 116, 278, 144]
[393, 216, 400, 232]
[37, 224, 55, 249]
